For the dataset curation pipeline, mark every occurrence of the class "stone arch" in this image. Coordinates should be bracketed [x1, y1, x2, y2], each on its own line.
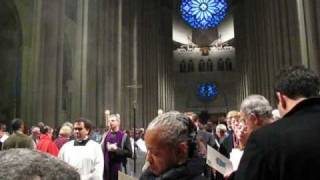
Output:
[217, 58, 225, 71]
[207, 59, 214, 72]
[187, 59, 194, 72]
[180, 59, 187, 72]
[198, 59, 205, 72]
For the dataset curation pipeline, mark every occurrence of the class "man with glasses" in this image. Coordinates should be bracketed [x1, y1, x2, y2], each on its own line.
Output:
[238, 94, 273, 148]
[225, 95, 273, 179]
[235, 66, 320, 180]
[59, 118, 104, 180]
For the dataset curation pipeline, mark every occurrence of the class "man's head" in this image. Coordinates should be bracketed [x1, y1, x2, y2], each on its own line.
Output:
[240, 94, 272, 139]
[275, 66, 320, 117]
[40, 125, 50, 135]
[215, 124, 227, 139]
[31, 126, 40, 136]
[108, 114, 121, 131]
[145, 111, 196, 176]
[11, 118, 24, 132]
[184, 112, 199, 128]
[73, 118, 92, 141]
[226, 110, 240, 130]
[0, 149, 80, 180]
[205, 121, 214, 133]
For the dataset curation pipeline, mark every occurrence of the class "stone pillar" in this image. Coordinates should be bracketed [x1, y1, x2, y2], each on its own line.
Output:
[25, 0, 65, 127]
[136, 0, 174, 127]
[300, 0, 320, 74]
[21, 0, 43, 126]
[234, 0, 317, 106]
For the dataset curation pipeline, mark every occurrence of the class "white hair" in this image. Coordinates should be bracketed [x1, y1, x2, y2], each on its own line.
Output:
[59, 126, 73, 137]
[147, 111, 192, 146]
[109, 114, 120, 122]
[216, 124, 227, 133]
[240, 94, 273, 120]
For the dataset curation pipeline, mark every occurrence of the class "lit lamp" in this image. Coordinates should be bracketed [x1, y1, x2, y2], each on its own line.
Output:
[105, 109, 110, 116]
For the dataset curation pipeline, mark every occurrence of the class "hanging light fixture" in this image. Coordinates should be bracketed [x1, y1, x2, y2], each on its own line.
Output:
[181, 0, 228, 29]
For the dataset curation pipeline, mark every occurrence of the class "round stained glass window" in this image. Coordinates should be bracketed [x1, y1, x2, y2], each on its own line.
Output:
[181, 0, 228, 29]
[197, 83, 218, 101]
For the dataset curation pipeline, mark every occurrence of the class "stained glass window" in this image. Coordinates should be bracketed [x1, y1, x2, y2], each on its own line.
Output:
[197, 83, 218, 101]
[181, 0, 228, 29]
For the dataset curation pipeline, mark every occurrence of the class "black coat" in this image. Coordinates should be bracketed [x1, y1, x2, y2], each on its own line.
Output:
[140, 156, 206, 180]
[235, 98, 320, 180]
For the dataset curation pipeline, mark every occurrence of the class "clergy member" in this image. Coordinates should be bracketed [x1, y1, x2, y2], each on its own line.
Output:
[101, 114, 132, 180]
[59, 118, 104, 180]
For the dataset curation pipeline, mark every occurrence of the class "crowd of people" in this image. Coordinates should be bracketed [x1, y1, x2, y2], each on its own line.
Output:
[0, 65, 320, 180]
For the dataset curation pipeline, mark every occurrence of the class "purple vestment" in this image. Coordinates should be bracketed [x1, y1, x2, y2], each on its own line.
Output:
[103, 131, 125, 180]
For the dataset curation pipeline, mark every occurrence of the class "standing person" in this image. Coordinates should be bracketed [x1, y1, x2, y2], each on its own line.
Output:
[54, 125, 73, 149]
[185, 112, 215, 179]
[0, 123, 9, 149]
[37, 125, 59, 156]
[214, 124, 229, 180]
[101, 114, 132, 180]
[228, 94, 273, 179]
[2, 119, 34, 150]
[30, 126, 40, 145]
[59, 118, 104, 180]
[225, 111, 240, 149]
[235, 66, 320, 180]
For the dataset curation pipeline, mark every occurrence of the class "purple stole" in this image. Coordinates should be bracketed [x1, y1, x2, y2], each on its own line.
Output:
[103, 131, 125, 180]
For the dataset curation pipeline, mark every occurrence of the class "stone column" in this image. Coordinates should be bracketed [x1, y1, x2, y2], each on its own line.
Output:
[234, 0, 314, 106]
[300, 0, 320, 73]
[36, 0, 64, 127]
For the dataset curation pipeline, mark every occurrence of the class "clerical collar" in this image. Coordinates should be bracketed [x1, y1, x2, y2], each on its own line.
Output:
[74, 138, 90, 146]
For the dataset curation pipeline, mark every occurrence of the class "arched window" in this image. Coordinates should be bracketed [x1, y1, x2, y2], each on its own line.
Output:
[180, 60, 187, 73]
[187, 59, 194, 72]
[198, 59, 205, 72]
[207, 59, 213, 72]
[217, 58, 225, 71]
[225, 58, 232, 71]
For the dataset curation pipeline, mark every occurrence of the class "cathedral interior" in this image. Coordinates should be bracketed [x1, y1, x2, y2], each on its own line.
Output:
[0, 0, 319, 129]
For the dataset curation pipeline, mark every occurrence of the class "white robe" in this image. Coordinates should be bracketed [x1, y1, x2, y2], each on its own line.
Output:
[58, 140, 104, 180]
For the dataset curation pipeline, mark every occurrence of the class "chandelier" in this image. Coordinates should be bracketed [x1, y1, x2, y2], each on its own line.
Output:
[181, 0, 228, 29]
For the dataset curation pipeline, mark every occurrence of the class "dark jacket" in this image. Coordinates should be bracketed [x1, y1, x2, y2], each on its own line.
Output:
[235, 98, 320, 180]
[140, 156, 206, 180]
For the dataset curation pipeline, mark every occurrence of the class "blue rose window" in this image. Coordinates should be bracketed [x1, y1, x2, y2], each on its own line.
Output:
[197, 83, 218, 101]
[181, 0, 228, 29]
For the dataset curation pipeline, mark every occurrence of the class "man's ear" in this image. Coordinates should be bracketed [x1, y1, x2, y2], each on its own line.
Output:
[177, 142, 188, 157]
[249, 113, 260, 126]
[277, 92, 287, 110]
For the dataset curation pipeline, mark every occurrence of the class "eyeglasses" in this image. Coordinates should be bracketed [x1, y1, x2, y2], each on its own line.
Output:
[74, 127, 83, 131]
